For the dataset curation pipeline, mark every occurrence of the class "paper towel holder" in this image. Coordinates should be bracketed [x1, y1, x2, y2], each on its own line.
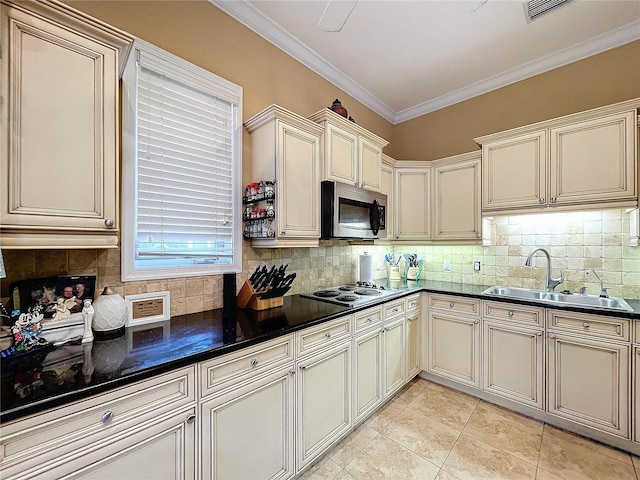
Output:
[359, 251, 374, 284]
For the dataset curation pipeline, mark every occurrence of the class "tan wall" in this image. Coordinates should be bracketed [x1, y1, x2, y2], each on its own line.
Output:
[392, 40, 640, 160]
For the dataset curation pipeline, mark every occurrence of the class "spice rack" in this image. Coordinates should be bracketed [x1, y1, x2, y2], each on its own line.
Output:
[243, 180, 276, 239]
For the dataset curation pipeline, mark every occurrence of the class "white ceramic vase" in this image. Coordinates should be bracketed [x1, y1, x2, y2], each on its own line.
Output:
[92, 286, 127, 333]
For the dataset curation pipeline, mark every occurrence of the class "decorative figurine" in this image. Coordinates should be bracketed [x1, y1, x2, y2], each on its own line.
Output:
[81, 299, 95, 344]
[52, 298, 71, 320]
[0, 306, 49, 357]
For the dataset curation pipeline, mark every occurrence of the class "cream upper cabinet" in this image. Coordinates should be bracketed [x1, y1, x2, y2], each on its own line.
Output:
[394, 166, 431, 240]
[379, 155, 395, 241]
[244, 105, 324, 247]
[308, 108, 389, 192]
[0, 0, 132, 249]
[476, 99, 639, 214]
[432, 153, 482, 240]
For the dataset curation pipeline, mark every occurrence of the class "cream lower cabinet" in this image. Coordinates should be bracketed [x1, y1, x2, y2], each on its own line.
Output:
[0, 0, 131, 248]
[634, 345, 640, 443]
[200, 365, 295, 480]
[0, 366, 196, 480]
[353, 307, 384, 425]
[426, 294, 481, 388]
[296, 340, 352, 472]
[405, 295, 421, 380]
[547, 309, 631, 439]
[244, 105, 324, 247]
[481, 301, 545, 410]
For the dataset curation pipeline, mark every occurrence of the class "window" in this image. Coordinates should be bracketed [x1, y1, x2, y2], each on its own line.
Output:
[121, 39, 242, 281]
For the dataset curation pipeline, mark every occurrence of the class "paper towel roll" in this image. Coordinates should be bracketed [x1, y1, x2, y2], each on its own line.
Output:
[359, 252, 374, 283]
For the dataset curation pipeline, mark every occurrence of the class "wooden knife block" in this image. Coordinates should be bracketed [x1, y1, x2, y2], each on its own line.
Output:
[237, 280, 284, 310]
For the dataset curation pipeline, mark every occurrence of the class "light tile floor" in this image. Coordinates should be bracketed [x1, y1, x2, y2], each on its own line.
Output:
[299, 377, 639, 480]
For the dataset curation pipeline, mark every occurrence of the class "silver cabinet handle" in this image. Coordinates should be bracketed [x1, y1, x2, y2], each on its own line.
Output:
[508, 311, 514, 317]
[104, 218, 115, 228]
[281, 229, 286, 235]
[325, 332, 331, 338]
[367, 317, 373, 323]
[551, 197, 557, 203]
[289, 367, 296, 375]
[449, 302, 454, 308]
[536, 331, 542, 336]
[299, 365, 306, 370]
[186, 413, 196, 424]
[549, 333, 556, 339]
[101, 411, 114, 424]
[250, 358, 258, 367]
[583, 322, 590, 328]
[473, 319, 479, 325]
[539, 198, 545, 204]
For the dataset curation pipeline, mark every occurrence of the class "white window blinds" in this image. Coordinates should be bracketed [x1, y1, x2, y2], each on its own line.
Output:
[121, 39, 242, 280]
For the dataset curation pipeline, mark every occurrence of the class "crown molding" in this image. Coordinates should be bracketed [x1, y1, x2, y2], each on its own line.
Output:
[210, 1, 639, 125]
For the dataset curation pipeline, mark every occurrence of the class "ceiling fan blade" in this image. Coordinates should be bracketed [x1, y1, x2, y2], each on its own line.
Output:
[317, 0, 358, 32]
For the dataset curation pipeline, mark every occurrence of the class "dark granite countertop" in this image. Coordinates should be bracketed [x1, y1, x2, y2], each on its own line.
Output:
[2, 281, 638, 424]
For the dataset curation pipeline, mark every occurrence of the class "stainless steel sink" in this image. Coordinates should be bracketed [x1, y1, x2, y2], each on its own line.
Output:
[482, 286, 634, 312]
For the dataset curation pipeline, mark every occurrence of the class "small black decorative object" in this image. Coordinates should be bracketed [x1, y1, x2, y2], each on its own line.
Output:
[329, 99, 348, 118]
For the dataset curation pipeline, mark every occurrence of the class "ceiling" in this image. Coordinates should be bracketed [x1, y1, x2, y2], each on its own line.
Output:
[211, 0, 640, 124]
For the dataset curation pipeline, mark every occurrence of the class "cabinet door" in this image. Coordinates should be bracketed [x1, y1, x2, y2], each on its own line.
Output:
[359, 137, 382, 192]
[550, 111, 637, 205]
[481, 130, 547, 210]
[547, 332, 629, 438]
[13, 408, 196, 480]
[482, 321, 544, 410]
[353, 327, 383, 425]
[0, 5, 119, 245]
[427, 312, 480, 387]
[324, 122, 358, 186]
[276, 120, 321, 238]
[383, 316, 406, 397]
[394, 168, 430, 240]
[201, 365, 295, 480]
[406, 310, 421, 380]
[380, 161, 394, 240]
[297, 341, 352, 472]
[432, 157, 481, 240]
[634, 346, 640, 443]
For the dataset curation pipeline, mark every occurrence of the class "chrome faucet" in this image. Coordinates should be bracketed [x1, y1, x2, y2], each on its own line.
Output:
[586, 269, 609, 298]
[524, 247, 564, 292]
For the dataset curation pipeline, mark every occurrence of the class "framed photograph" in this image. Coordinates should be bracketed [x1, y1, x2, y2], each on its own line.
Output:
[9, 276, 58, 317]
[55, 275, 97, 315]
[124, 291, 171, 327]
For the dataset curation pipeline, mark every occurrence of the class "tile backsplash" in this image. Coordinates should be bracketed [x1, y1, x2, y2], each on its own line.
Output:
[2, 208, 639, 315]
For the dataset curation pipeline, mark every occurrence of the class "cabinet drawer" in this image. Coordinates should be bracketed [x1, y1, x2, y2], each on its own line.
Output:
[482, 301, 544, 326]
[428, 294, 479, 316]
[0, 366, 195, 473]
[384, 299, 405, 319]
[200, 334, 294, 398]
[547, 311, 630, 342]
[296, 315, 352, 357]
[353, 306, 382, 333]
[406, 294, 420, 312]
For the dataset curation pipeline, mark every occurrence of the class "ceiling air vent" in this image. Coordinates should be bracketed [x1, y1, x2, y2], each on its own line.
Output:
[526, 0, 572, 21]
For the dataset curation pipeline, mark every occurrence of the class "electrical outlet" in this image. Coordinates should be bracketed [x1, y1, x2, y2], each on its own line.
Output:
[473, 261, 481, 272]
[443, 259, 451, 271]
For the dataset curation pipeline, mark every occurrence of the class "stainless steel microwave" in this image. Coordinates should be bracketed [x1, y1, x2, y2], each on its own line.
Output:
[320, 180, 387, 240]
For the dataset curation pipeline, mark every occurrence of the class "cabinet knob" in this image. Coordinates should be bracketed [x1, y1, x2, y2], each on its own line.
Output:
[636, 349, 640, 356]
[325, 332, 332, 338]
[367, 317, 373, 323]
[549, 333, 556, 339]
[289, 368, 296, 375]
[539, 198, 545, 204]
[361, 182, 366, 188]
[250, 358, 258, 367]
[508, 310, 514, 317]
[449, 302, 454, 308]
[536, 331, 542, 336]
[299, 365, 306, 370]
[583, 322, 590, 328]
[104, 218, 115, 228]
[473, 319, 479, 325]
[101, 411, 114, 424]
[281, 230, 286, 235]
[186, 413, 196, 424]
[355, 181, 359, 187]
[551, 197, 557, 203]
